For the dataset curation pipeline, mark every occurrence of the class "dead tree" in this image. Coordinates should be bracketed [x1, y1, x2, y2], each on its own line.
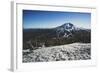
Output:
[27, 40, 34, 50]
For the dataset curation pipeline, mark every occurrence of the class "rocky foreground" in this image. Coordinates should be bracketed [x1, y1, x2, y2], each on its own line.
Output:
[23, 43, 91, 63]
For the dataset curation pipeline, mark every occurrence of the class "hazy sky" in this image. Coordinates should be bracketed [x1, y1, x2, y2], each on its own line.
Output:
[23, 10, 91, 29]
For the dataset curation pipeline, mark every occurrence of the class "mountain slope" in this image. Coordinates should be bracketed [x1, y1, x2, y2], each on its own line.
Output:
[23, 43, 91, 62]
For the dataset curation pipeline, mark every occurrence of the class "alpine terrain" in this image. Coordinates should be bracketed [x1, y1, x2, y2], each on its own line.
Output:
[23, 22, 91, 62]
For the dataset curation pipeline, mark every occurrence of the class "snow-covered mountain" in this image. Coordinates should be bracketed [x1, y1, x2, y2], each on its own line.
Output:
[56, 23, 75, 31]
[55, 23, 90, 38]
[55, 23, 75, 38]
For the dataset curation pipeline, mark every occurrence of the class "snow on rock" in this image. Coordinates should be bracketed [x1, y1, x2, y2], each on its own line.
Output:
[23, 43, 91, 63]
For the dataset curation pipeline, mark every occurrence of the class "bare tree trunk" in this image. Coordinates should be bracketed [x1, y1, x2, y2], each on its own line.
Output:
[27, 40, 34, 50]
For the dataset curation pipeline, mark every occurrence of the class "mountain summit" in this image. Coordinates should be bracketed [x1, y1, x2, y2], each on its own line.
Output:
[56, 23, 75, 30]
[56, 23, 75, 38]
